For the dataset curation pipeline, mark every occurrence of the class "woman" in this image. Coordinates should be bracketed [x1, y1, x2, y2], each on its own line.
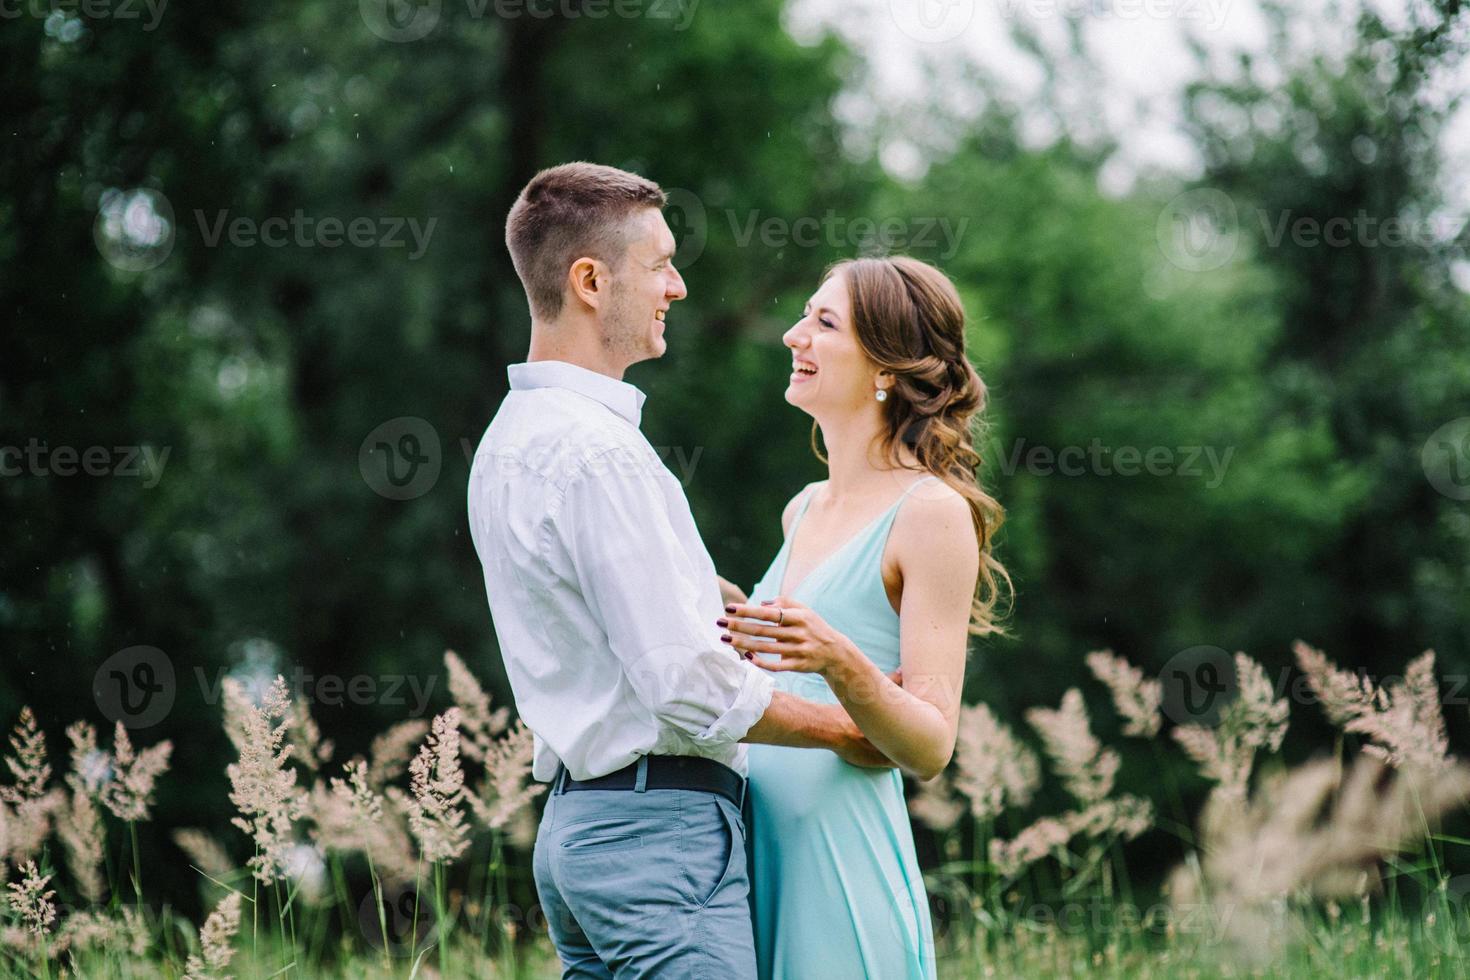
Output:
[717, 256, 1009, 980]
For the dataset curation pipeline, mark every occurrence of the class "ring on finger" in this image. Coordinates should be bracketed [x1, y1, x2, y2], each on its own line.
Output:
[777, 608, 784, 626]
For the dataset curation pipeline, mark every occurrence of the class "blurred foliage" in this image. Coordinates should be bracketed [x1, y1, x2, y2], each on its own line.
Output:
[1, 0, 1467, 914]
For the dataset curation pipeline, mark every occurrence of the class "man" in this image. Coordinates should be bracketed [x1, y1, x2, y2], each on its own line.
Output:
[467, 162, 880, 978]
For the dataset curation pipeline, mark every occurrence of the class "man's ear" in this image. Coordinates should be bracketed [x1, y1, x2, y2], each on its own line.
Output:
[567, 256, 608, 312]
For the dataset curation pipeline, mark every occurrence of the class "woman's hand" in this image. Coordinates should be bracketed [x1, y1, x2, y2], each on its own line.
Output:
[717, 596, 860, 679]
[715, 575, 748, 608]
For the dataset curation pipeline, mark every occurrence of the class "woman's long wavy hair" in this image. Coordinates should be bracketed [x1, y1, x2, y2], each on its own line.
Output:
[816, 256, 1012, 637]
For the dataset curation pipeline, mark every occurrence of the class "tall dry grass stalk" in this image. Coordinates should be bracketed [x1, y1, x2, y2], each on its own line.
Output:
[54, 905, 148, 957]
[183, 890, 243, 980]
[1, 708, 62, 863]
[367, 720, 430, 789]
[310, 758, 416, 882]
[101, 722, 173, 823]
[1295, 642, 1452, 773]
[907, 770, 967, 832]
[224, 675, 307, 883]
[1025, 689, 1120, 805]
[465, 720, 543, 832]
[403, 708, 470, 864]
[949, 703, 1040, 823]
[172, 828, 236, 880]
[986, 688, 1154, 878]
[442, 652, 543, 834]
[1168, 754, 1470, 957]
[5, 859, 56, 939]
[1085, 649, 1163, 738]
[1171, 652, 1288, 802]
[445, 650, 511, 762]
[56, 786, 105, 904]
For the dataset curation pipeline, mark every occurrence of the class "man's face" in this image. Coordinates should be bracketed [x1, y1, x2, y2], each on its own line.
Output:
[600, 208, 688, 367]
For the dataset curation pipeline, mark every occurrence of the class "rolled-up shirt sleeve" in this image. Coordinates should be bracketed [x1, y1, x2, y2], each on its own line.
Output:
[550, 448, 775, 749]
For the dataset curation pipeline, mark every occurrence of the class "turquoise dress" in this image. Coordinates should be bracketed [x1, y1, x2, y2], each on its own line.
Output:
[745, 478, 939, 980]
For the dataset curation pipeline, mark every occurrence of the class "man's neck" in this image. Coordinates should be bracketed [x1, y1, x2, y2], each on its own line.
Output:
[526, 317, 626, 380]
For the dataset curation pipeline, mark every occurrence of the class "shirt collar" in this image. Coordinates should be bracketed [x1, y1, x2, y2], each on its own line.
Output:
[506, 360, 647, 427]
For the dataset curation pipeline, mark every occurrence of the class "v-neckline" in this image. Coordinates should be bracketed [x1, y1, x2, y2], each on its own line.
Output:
[775, 480, 925, 599]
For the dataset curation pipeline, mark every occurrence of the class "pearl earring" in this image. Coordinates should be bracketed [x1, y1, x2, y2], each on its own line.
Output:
[875, 389, 888, 402]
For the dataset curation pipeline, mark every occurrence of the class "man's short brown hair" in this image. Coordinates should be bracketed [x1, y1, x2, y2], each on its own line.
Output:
[505, 162, 667, 320]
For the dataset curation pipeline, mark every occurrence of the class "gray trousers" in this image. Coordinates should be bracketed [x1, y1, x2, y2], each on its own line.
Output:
[532, 764, 758, 979]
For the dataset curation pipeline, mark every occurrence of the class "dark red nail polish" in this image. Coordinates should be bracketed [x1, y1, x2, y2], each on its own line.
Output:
[720, 634, 732, 643]
[716, 618, 728, 628]
[724, 604, 736, 613]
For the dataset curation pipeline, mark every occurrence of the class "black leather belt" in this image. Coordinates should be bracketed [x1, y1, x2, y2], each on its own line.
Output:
[556, 755, 745, 809]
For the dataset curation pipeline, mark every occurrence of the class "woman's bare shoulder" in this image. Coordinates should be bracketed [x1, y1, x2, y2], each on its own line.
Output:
[892, 479, 979, 569]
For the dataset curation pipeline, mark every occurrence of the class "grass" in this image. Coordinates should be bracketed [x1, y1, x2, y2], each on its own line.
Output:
[7, 645, 1470, 977]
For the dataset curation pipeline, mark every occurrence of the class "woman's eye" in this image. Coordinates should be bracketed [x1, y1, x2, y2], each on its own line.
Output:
[820, 318, 836, 330]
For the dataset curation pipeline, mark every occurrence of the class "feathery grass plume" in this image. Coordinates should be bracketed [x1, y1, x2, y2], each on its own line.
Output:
[1171, 652, 1288, 801]
[907, 770, 966, 831]
[224, 675, 307, 883]
[56, 787, 105, 904]
[183, 890, 243, 980]
[54, 905, 148, 957]
[406, 708, 471, 863]
[288, 700, 334, 774]
[5, 860, 56, 938]
[1067, 794, 1155, 841]
[3, 709, 49, 802]
[1026, 689, 1119, 805]
[950, 703, 1040, 821]
[1085, 650, 1163, 738]
[1, 708, 61, 862]
[444, 650, 511, 765]
[1347, 651, 1450, 774]
[1168, 754, 1470, 957]
[464, 720, 545, 832]
[1293, 641, 1378, 726]
[63, 721, 110, 796]
[172, 828, 235, 879]
[988, 816, 1073, 878]
[309, 757, 416, 880]
[368, 720, 430, 789]
[101, 722, 173, 822]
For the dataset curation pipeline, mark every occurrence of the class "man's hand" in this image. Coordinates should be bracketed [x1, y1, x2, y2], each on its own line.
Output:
[833, 724, 895, 768]
[716, 575, 748, 607]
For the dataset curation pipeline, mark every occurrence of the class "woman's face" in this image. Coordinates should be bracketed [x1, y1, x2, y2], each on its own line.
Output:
[782, 271, 883, 417]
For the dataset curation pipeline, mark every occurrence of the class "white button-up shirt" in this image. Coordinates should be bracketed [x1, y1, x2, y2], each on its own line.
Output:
[467, 360, 775, 782]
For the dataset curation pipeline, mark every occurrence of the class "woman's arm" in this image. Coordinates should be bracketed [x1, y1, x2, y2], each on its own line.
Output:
[719, 490, 978, 780]
[716, 575, 748, 607]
